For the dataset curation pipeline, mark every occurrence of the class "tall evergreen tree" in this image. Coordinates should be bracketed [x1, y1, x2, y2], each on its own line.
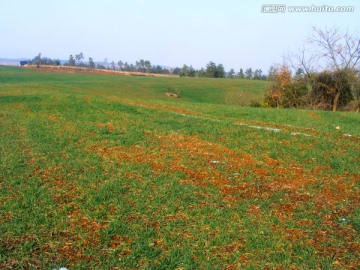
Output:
[88, 57, 95, 68]
[239, 68, 245, 79]
[245, 68, 253, 79]
[68, 54, 76, 66]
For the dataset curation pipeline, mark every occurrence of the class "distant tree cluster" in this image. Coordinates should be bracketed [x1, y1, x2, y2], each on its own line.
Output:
[28, 52, 173, 75]
[236, 67, 267, 80]
[264, 27, 360, 111]
[28, 53, 61, 66]
[178, 61, 267, 80]
[61, 53, 173, 74]
[115, 59, 171, 74]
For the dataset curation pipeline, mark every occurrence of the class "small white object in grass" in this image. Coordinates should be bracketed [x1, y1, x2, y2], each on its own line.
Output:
[249, 125, 281, 133]
[291, 132, 312, 137]
[336, 126, 340, 130]
[209, 160, 219, 164]
[59, 268, 68, 270]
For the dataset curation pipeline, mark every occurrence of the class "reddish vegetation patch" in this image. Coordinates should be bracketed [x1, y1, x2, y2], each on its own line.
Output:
[0, 234, 41, 268]
[91, 132, 257, 191]
[264, 156, 279, 166]
[96, 122, 118, 131]
[128, 100, 200, 116]
[47, 115, 59, 122]
[247, 204, 262, 216]
[108, 235, 134, 258]
[84, 95, 91, 104]
[90, 131, 359, 207]
[211, 242, 244, 257]
[89, 131, 359, 264]
[32, 165, 108, 265]
[307, 111, 322, 120]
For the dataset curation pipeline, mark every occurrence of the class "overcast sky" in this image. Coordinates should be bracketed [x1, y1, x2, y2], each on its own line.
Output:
[1, 0, 359, 71]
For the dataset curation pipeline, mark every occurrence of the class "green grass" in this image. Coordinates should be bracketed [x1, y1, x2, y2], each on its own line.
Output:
[0, 66, 267, 105]
[1, 66, 359, 269]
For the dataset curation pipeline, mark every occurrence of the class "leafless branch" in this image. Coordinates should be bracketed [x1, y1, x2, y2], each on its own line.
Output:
[307, 27, 360, 71]
[286, 45, 317, 77]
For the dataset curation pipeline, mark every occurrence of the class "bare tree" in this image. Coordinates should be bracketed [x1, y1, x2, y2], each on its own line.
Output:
[308, 27, 360, 71]
[284, 27, 359, 111]
[287, 45, 318, 76]
[287, 27, 360, 73]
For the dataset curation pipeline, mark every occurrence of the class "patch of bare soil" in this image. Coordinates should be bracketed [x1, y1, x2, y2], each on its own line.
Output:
[25, 65, 176, 77]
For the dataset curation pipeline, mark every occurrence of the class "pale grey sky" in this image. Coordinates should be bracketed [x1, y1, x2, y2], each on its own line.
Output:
[1, 0, 359, 71]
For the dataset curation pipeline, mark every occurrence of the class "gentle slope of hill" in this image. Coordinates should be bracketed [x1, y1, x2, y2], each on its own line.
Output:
[1, 66, 359, 269]
[0, 66, 268, 105]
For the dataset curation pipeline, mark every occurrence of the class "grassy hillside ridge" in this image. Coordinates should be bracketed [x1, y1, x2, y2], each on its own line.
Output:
[1, 66, 359, 269]
[0, 66, 267, 105]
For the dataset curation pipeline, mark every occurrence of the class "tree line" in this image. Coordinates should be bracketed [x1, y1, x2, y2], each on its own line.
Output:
[178, 62, 266, 80]
[27, 53, 267, 80]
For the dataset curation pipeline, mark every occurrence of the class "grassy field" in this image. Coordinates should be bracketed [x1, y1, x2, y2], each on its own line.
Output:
[0, 66, 359, 269]
[0, 66, 267, 105]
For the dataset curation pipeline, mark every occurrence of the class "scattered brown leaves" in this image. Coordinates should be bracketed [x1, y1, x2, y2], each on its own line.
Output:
[84, 95, 91, 104]
[88, 130, 360, 265]
[307, 112, 321, 120]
